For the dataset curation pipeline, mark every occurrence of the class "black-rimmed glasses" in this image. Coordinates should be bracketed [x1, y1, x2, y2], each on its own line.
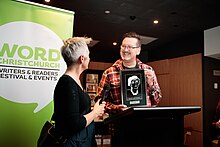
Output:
[120, 45, 139, 50]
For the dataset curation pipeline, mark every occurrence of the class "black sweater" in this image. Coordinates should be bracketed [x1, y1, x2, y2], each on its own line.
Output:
[53, 75, 91, 137]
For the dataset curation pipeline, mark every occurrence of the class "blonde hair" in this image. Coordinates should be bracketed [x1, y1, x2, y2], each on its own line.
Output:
[61, 37, 92, 67]
[63, 37, 92, 46]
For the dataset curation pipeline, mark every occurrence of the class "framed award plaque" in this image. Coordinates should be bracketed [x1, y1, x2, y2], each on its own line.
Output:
[120, 69, 147, 107]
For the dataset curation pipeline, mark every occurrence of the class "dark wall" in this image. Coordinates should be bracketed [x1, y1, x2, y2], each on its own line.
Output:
[203, 56, 220, 147]
[140, 32, 204, 62]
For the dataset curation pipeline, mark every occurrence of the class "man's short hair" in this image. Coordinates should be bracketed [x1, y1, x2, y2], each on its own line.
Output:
[122, 32, 141, 47]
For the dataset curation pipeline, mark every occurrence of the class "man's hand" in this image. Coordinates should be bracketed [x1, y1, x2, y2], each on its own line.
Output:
[105, 104, 127, 113]
[145, 70, 154, 87]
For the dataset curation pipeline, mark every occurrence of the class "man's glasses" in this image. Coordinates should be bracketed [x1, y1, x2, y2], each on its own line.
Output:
[120, 45, 139, 50]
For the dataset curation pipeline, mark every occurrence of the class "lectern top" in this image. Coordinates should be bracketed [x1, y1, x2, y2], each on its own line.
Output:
[129, 106, 201, 115]
[132, 106, 201, 111]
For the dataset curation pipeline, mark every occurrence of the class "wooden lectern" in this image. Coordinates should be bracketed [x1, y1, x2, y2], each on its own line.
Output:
[104, 106, 201, 147]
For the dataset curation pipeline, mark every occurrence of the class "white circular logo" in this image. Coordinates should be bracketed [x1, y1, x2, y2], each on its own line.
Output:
[0, 21, 66, 113]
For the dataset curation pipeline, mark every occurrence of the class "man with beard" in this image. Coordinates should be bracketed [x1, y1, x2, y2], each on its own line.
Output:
[96, 32, 162, 111]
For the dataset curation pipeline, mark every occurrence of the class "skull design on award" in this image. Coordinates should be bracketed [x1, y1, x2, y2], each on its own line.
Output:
[128, 75, 140, 95]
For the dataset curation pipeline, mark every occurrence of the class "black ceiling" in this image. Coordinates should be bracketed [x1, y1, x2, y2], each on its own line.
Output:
[28, 0, 220, 63]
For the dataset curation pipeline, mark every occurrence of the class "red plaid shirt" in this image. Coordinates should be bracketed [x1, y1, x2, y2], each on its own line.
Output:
[96, 58, 162, 107]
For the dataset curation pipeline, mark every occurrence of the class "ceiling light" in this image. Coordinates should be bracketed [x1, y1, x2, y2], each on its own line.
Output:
[105, 10, 110, 14]
[45, 0, 50, 2]
[153, 20, 159, 24]
[113, 42, 117, 46]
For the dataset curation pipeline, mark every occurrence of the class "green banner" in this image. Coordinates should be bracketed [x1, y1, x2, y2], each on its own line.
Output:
[0, 1, 74, 146]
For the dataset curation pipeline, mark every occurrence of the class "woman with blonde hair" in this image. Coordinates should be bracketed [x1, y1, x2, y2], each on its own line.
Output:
[53, 37, 106, 147]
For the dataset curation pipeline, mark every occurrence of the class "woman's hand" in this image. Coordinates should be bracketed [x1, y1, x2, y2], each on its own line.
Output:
[93, 99, 106, 117]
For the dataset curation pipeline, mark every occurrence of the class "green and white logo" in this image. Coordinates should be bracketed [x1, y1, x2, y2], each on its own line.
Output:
[0, 21, 66, 113]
